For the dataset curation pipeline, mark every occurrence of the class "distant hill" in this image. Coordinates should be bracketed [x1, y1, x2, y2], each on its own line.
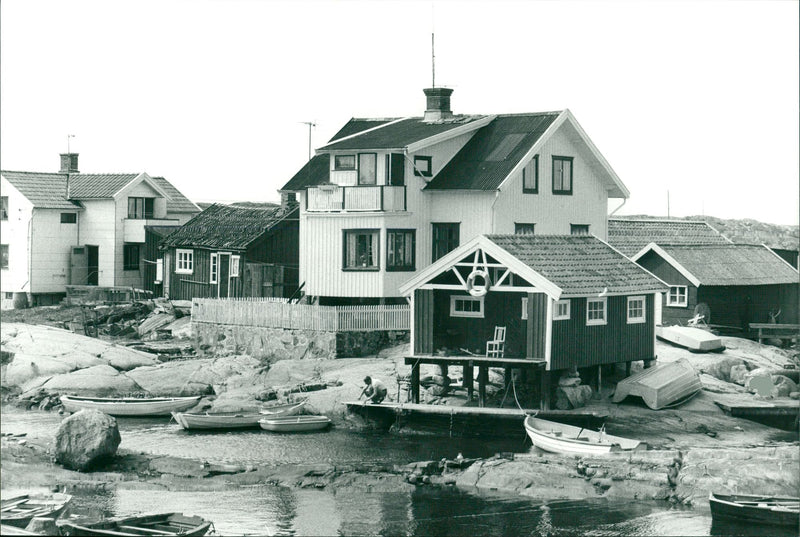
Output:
[618, 215, 799, 251]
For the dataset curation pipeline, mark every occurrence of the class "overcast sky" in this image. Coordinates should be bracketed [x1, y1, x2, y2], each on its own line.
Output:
[2, 0, 798, 225]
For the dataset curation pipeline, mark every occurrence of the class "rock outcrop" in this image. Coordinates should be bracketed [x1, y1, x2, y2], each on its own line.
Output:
[55, 409, 121, 471]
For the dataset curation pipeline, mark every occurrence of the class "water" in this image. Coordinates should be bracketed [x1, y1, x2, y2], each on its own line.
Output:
[1, 409, 776, 536]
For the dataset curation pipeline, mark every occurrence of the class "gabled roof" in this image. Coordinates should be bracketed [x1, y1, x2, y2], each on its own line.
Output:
[319, 115, 489, 151]
[329, 118, 400, 142]
[424, 113, 559, 190]
[161, 204, 297, 250]
[609, 218, 732, 257]
[151, 176, 201, 213]
[280, 154, 330, 191]
[1, 171, 81, 209]
[68, 174, 140, 198]
[633, 243, 799, 287]
[400, 234, 667, 298]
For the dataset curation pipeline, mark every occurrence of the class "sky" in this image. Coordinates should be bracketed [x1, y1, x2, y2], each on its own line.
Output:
[1, 0, 798, 225]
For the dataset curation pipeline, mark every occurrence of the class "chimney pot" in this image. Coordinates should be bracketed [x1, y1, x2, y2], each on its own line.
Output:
[60, 153, 79, 174]
[423, 87, 454, 122]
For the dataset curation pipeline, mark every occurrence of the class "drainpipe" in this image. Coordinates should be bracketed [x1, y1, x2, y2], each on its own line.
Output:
[490, 190, 501, 232]
[608, 198, 626, 216]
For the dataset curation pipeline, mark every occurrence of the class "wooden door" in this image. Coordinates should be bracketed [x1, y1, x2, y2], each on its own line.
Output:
[218, 254, 230, 298]
[87, 245, 99, 286]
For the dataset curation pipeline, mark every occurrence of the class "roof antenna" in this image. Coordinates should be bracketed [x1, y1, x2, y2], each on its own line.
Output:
[67, 134, 75, 153]
[300, 121, 316, 161]
[431, 2, 436, 88]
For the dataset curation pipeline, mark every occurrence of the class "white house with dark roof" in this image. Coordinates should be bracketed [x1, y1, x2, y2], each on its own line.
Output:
[0, 153, 199, 308]
[281, 87, 629, 304]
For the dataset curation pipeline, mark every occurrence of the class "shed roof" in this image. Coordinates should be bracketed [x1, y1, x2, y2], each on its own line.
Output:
[424, 113, 560, 190]
[161, 203, 296, 250]
[1, 171, 80, 209]
[647, 244, 799, 286]
[608, 218, 731, 257]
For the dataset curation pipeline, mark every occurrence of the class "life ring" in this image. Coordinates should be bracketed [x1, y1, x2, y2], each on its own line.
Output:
[466, 269, 491, 297]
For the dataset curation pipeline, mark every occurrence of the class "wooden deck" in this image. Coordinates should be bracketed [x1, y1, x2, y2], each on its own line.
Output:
[712, 393, 800, 417]
[748, 323, 800, 345]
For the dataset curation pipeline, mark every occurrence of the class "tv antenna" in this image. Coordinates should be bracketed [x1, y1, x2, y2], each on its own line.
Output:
[300, 121, 316, 161]
[67, 134, 75, 153]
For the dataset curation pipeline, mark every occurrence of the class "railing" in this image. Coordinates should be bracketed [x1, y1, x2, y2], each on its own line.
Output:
[306, 185, 406, 212]
[192, 298, 409, 332]
[66, 285, 154, 305]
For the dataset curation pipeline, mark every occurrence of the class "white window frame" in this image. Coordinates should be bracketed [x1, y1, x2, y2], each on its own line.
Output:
[554, 299, 571, 321]
[210, 253, 218, 284]
[521, 297, 528, 319]
[586, 297, 607, 326]
[627, 295, 646, 324]
[450, 295, 484, 318]
[667, 285, 688, 307]
[230, 255, 240, 277]
[175, 249, 194, 274]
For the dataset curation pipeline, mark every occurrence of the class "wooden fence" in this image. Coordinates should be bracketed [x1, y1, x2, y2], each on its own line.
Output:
[191, 298, 409, 332]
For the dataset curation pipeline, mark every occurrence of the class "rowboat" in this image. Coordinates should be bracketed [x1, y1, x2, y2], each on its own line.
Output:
[709, 492, 799, 528]
[656, 325, 725, 352]
[258, 400, 307, 416]
[259, 415, 331, 432]
[523, 416, 645, 455]
[1, 492, 72, 528]
[612, 358, 702, 410]
[0, 525, 42, 536]
[60, 395, 201, 416]
[172, 400, 306, 430]
[57, 512, 212, 536]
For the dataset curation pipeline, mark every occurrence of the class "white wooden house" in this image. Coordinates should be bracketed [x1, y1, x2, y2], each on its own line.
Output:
[280, 88, 629, 304]
[0, 153, 199, 308]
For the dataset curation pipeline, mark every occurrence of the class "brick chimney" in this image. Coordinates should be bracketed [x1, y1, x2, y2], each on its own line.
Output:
[280, 191, 298, 209]
[423, 87, 454, 122]
[60, 153, 79, 173]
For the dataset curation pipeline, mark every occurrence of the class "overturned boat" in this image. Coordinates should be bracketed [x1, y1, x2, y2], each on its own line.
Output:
[656, 325, 725, 353]
[612, 358, 702, 410]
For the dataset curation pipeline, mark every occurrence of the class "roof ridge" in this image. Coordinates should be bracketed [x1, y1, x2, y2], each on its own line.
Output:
[494, 111, 563, 118]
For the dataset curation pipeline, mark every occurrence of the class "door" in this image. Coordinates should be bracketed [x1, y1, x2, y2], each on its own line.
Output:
[87, 246, 99, 286]
[218, 254, 230, 298]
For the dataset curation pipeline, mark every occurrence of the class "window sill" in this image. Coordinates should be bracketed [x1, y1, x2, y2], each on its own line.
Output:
[175, 269, 193, 275]
[627, 318, 646, 324]
[343, 267, 380, 272]
[553, 317, 570, 321]
[552, 191, 573, 196]
[586, 320, 607, 326]
[666, 304, 688, 308]
[522, 189, 539, 194]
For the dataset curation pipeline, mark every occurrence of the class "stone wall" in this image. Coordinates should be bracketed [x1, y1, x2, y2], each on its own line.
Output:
[336, 330, 409, 357]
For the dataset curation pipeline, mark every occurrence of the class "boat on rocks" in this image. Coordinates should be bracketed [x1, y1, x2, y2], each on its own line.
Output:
[172, 401, 305, 430]
[259, 414, 332, 432]
[709, 492, 799, 528]
[656, 325, 725, 353]
[523, 416, 645, 455]
[1, 492, 72, 528]
[57, 512, 212, 536]
[60, 395, 201, 417]
[0, 525, 42, 536]
[612, 358, 702, 410]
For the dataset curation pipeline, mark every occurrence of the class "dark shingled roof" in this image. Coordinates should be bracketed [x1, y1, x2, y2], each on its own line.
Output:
[69, 174, 139, 198]
[608, 218, 732, 257]
[486, 235, 667, 297]
[161, 204, 296, 250]
[151, 177, 200, 213]
[1, 171, 81, 209]
[329, 118, 399, 142]
[425, 113, 560, 190]
[280, 154, 330, 191]
[320, 115, 488, 151]
[656, 244, 798, 286]
[144, 225, 182, 239]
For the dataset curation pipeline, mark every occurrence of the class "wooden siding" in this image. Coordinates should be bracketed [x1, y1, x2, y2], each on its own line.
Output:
[637, 250, 696, 325]
[526, 293, 548, 359]
[142, 229, 166, 296]
[492, 122, 610, 240]
[699, 284, 799, 332]
[0, 177, 34, 297]
[414, 289, 434, 354]
[77, 199, 116, 287]
[29, 209, 79, 293]
[550, 295, 655, 370]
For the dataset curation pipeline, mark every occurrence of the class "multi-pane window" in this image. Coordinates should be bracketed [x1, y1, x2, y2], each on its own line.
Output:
[432, 223, 459, 262]
[627, 296, 646, 323]
[570, 224, 590, 235]
[515, 223, 535, 235]
[386, 153, 405, 186]
[522, 155, 539, 193]
[358, 153, 377, 185]
[334, 155, 356, 171]
[586, 297, 607, 325]
[1, 244, 8, 269]
[552, 156, 573, 195]
[667, 286, 688, 307]
[1, 196, 8, 220]
[210, 254, 219, 284]
[414, 156, 432, 177]
[230, 255, 240, 277]
[61, 213, 77, 224]
[450, 295, 484, 318]
[386, 229, 415, 271]
[554, 299, 571, 320]
[128, 197, 155, 219]
[343, 229, 379, 269]
[176, 249, 193, 274]
[123, 244, 140, 271]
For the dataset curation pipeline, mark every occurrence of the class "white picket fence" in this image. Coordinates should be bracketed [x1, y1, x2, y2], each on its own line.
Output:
[191, 297, 409, 332]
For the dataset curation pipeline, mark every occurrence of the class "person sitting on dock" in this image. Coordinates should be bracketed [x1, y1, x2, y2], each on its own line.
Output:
[359, 376, 387, 404]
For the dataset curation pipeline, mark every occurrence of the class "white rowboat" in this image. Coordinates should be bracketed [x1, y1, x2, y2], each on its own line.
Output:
[656, 325, 725, 353]
[523, 416, 645, 455]
[258, 400, 307, 416]
[60, 395, 201, 416]
[259, 415, 331, 432]
[173, 400, 306, 430]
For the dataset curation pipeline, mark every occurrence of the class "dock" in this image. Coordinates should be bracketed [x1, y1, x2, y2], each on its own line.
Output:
[712, 393, 799, 430]
[343, 401, 608, 438]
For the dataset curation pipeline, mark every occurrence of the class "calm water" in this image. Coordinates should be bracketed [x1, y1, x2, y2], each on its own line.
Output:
[1, 409, 780, 536]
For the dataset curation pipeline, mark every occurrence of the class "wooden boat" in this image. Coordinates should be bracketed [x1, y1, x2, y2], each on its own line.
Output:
[612, 358, 702, 410]
[258, 400, 307, 416]
[656, 325, 725, 352]
[57, 512, 212, 536]
[1, 492, 72, 528]
[60, 395, 201, 416]
[0, 524, 42, 536]
[523, 416, 645, 455]
[259, 415, 331, 432]
[172, 411, 263, 430]
[709, 492, 799, 528]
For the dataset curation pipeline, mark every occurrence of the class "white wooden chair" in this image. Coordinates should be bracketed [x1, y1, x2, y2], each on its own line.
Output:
[486, 326, 506, 358]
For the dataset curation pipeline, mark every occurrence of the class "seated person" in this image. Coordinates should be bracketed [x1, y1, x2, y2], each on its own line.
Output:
[359, 376, 387, 404]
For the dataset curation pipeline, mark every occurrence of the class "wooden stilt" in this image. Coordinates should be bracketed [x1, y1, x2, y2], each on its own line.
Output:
[539, 370, 551, 410]
[463, 361, 474, 401]
[597, 365, 602, 393]
[411, 362, 420, 404]
[478, 366, 487, 407]
[439, 364, 448, 379]
[504, 366, 512, 396]
[625, 361, 631, 377]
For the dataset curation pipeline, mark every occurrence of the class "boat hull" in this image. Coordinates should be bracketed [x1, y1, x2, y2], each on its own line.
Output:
[709, 493, 799, 528]
[523, 416, 644, 455]
[57, 512, 211, 536]
[612, 358, 702, 410]
[259, 415, 331, 432]
[1, 493, 72, 528]
[61, 395, 201, 416]
[172, 412, 262, 430]
[656, 325, 725, 352]
[258, 400, 307, 417]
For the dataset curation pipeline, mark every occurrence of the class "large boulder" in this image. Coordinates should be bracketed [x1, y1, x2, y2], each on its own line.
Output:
[55, 409, 121, 471]
[40, 364, 142, 396]
[701, 357, 748, 383]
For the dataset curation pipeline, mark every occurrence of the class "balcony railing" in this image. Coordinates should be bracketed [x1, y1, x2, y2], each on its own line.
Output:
[306, 185, 406, 212]
[123, 218, 179, 243]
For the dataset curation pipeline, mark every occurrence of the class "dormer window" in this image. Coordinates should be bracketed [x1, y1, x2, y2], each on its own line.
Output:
[414, 156, 432, 177]
[358, 153, 377, 185]
[334, 155, 356, 171]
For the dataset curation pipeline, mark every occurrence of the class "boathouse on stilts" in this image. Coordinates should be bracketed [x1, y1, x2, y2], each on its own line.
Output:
[399, 234, 669, 409]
